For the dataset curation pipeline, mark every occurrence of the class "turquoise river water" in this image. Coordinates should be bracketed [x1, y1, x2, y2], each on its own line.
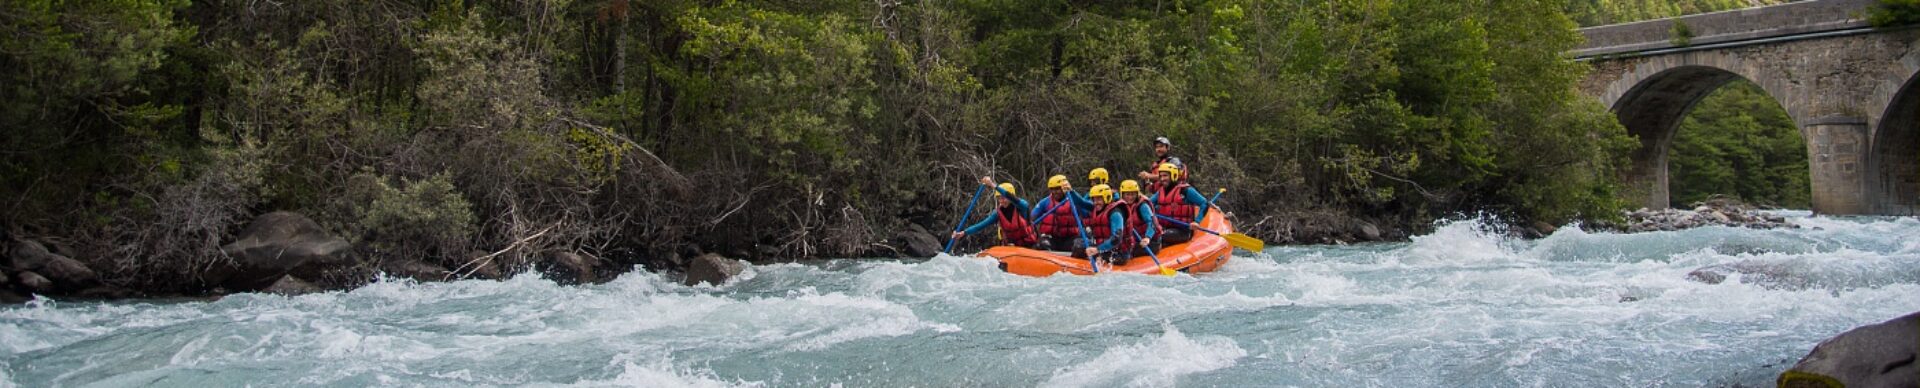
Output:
[4, 213, 1919, 387]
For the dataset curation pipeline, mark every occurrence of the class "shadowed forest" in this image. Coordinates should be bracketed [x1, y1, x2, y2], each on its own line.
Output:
[0, 0, 1816, 293]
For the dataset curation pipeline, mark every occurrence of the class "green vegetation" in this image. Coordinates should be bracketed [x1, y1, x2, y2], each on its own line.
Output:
[1, 0, 1638, 290]
[1868, 0, 1920, 27]
[1669, 80, 1810, 208]
[1670, 21, 1696, 46]
[1564, 0, 1791, 26]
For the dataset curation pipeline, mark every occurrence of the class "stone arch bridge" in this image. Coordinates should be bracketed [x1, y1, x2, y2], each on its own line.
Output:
[1579, 0, 1920, 215]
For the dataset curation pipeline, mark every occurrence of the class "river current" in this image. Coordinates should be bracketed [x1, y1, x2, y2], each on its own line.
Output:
[4, 213, 1919, 387]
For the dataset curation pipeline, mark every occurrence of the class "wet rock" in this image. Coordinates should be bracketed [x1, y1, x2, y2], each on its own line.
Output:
[1686, 266, 1729, 284]
[37, 255, 98, 290]
[1683, 262, 1810, 290]
[1607, 197, 1795, 233]
[1355, 222, 1382, 242]
[0, 290, 26, 304]
[1532, 221, 1559, 236]
[216, 212, 350, 291]
[684, 253, 744, 287]
[15, 271, 52, 293]
[381, 258, 451, 282]
[263, 276, 324, 296]
[1780, 311, 1920, 388]
[540, 251, 598, 285]
[894, 223, 942, 258]
[449, 251, 505, 280]
[0, 270, 10, 289]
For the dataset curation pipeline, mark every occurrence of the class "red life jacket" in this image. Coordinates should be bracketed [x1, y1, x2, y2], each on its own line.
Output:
[1154, 182, 1198, 227]
[1088, 199, 1144, 253]
[1036, 195, 1081, 237]
[1085, 201, 1122, 241]
[996, 205, 1038, 246]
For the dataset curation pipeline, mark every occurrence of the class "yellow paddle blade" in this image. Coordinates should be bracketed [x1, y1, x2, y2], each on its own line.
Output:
[1225, 233, 1265, 251]
[1159, 266, 1176, 276]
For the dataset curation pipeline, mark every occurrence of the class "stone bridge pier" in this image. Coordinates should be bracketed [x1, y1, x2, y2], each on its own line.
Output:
[1578, 0, 1920, 215]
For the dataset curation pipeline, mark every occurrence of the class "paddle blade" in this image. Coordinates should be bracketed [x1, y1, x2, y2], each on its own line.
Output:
[1159, 266, 1176, 276]
[1225, 233, 1265, 251]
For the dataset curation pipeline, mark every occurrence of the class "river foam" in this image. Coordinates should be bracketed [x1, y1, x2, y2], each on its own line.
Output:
[5, 213, 1918, 386]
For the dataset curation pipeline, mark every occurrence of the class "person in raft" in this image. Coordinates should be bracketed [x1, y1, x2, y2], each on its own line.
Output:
[1088, 168, 1119, 201]
[1029, 175, 1095, 252]
[1136, 136, 1185, 181]
[1148, 162, 1211, 245]
[952, 177, 1038, 248]
[1077, 180, 1159, 265]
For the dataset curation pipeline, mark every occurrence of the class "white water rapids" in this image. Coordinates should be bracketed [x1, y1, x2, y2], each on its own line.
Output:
[4, 212, 1918, 387]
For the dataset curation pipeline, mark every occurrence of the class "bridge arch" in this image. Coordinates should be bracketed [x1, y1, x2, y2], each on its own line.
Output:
[1598, 60, 1802, 210]
[1866, 68, 1920, 215]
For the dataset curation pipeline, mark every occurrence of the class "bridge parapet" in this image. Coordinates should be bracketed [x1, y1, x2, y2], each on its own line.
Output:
[1576, 0, 1874, 58]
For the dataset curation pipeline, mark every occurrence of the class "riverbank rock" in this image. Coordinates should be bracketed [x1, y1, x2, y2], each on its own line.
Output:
[215, 212, 350, 291]
[9, 239, 99, 291]
[684, 253, 744, 286]
[15, 271, 52, 293]
[263, 276, 324, 296]
[1604, 197, 1793, 233]
[381, 258, 451, 282]
[1779, 311, 1920, 388]
[540, 251, 598, 285]
[893, 223, 942, 258]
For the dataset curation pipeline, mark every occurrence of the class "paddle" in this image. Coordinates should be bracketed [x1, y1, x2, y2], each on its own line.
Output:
[1066, 194, 1099, 273]
[943, 184, 987, 253]
[1153, 213, 1265, 252]
[1130, 228, 1176, 276]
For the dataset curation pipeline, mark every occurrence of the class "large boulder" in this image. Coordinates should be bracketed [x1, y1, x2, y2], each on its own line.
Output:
[8, 239, 97, 290]
[893, 223, 942, 258]
[216, 212, 350, 291]
[540, 251, 598, 285]
[1780, 311, 1920, 388]
[15, 271, 53, 294]
[683, 253, 744, 286]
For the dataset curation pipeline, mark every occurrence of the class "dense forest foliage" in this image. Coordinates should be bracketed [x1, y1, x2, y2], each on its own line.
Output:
[1563, 0, 1790, 26]
[1, 0, 1638, 290]
[1669, 81, 1810, 208]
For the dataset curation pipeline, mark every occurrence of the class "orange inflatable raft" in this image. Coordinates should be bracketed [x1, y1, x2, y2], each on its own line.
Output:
[978, 212, 1234, 277]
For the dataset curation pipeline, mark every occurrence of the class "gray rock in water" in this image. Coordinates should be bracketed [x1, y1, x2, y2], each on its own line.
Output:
[540, 251, 598, 285]
[381, 258, 451, 282]
[37, 255, 98, 290]
[15, 271, 52, 293]
[894, 223, 942, 258]
[1686, 265, 1729, 285]
[1355, 222, 1382, 241]
[263, 276, 324, 296]
[684, 253, 744, 287]
[216, 212, 350, 291]
[1780, 311, 1920, 388]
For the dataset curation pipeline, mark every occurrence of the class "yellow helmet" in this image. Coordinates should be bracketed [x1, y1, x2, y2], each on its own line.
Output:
[997, 183, 1017, 197]
[1047, 175, 1069, 189]
[1119, 180, 1142, 194]
[1157, 163, 1181, 177]
[1088, 168, 1110, 184]
[1089, 184, 1113, 200]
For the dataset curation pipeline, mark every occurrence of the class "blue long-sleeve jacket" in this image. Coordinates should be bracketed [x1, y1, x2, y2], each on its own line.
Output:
[1095, 202, 1159, 252]
[1148, 185, 1212, 224]
[1029, 191, 1095, 223]
[960, 189, 1030, 236]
